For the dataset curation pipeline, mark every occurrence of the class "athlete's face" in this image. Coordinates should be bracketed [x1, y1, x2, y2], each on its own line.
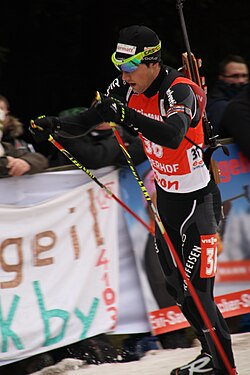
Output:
[121, 63, 161, 94]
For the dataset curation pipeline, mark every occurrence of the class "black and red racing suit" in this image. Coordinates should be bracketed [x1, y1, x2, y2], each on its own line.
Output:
[57, 65, 236, 373]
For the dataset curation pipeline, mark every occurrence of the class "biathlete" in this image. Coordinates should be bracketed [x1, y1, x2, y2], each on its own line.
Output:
[31, 25, 237, 375]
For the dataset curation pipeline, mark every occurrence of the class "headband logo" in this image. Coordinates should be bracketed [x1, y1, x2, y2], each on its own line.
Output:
[116, 43, 137, 56]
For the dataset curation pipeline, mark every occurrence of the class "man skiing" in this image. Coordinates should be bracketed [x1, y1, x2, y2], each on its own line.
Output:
[30, 25, 237, 375]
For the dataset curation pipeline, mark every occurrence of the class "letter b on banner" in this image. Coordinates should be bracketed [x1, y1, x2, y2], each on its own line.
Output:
[33, 281, 69, 346]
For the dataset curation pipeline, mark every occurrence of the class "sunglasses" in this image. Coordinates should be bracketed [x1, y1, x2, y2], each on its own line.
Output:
[223, 73, 249, 79]
[111, 42, 161, 73]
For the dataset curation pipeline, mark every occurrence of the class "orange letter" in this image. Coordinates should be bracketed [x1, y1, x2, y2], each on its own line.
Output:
[0, 238, 23, 289]
[33, 231, 56, 266]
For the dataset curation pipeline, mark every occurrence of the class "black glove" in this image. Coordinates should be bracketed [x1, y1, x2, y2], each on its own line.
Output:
[94, 98, 134, 127]
[29, 116, 61, 143]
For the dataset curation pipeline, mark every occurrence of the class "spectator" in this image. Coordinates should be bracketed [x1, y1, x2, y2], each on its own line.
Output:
[0, 111, 48, 177]
[206, 55, 249, 136]
[0, 95, 36, 152]
[220, 83, 250, 160]
[0, 141, 48, 177]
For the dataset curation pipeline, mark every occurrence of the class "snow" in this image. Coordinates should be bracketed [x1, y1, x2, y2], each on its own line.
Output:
[33, 332, 250, 375]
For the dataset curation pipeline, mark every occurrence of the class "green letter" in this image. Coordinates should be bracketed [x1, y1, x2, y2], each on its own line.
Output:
[33, 281, 69, 346]
[0, 295, 23, 352]
[75, 297, 99, 339]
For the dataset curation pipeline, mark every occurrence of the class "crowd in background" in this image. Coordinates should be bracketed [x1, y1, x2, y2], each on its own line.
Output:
[1, 53, 249, 179]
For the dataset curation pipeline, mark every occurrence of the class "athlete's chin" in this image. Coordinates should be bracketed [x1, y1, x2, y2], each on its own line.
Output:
[130, 84, 143, 94]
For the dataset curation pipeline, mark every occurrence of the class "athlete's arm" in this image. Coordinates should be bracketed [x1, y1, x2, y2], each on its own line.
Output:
[128, 83, 200, 149]
[30, 77, 132, 141]
[56, 76, 129, 135]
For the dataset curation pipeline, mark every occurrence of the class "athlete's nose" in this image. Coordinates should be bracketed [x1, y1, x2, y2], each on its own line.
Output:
[122, 71, 131, 80]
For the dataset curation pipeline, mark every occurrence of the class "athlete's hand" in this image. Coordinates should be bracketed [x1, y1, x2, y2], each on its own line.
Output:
[94, 98, 133, 127]
[29, 116, 61, 142]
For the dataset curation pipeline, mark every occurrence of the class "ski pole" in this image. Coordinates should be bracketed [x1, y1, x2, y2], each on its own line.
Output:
[30, 121, 153, 235]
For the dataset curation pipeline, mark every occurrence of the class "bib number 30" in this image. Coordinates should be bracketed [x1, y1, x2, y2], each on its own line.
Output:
[200, 234, 218, 278]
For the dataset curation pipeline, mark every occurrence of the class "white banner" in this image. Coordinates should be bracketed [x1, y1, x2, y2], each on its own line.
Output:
[0, 170, 119, 365]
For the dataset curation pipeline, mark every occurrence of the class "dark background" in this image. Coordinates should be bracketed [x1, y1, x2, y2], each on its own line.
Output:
[0, 0, 250, 144]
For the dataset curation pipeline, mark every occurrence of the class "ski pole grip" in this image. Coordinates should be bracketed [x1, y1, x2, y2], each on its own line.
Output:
[30, 119, 44, 132]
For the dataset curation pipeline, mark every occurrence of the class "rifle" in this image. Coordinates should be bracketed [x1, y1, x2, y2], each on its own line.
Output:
[176, 0, 229, 184]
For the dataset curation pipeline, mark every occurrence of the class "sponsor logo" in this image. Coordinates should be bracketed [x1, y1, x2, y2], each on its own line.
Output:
[192, 159, 204, 168]
[143, 56, 158, 61]
[148, 157, 179, 174]
[180, 355, 213, 373]
[196, 93, 205, 103]
[184, 245, 201, 291]
[116, 43, 136, 55]
[202, 326, 216, 333]
[166, 88, 176, 107]
[200, 234, 218, 278]
[201, 236, 217, 245]
[106, 78, 120, 96]
[154, 173, 179, 191]
[134, 108, 161, 121]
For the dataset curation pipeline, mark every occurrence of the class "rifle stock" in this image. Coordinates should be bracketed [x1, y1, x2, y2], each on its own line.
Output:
[176, 0, 230, 184]
[181, 52, 216, 146]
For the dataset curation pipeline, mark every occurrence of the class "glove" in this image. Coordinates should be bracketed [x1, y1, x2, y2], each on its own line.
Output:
[94, 97, 133, 127]
[29, 116, 61, 143]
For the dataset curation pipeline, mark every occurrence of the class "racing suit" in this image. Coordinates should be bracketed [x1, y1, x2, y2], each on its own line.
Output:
[53, 65, 236, 372]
